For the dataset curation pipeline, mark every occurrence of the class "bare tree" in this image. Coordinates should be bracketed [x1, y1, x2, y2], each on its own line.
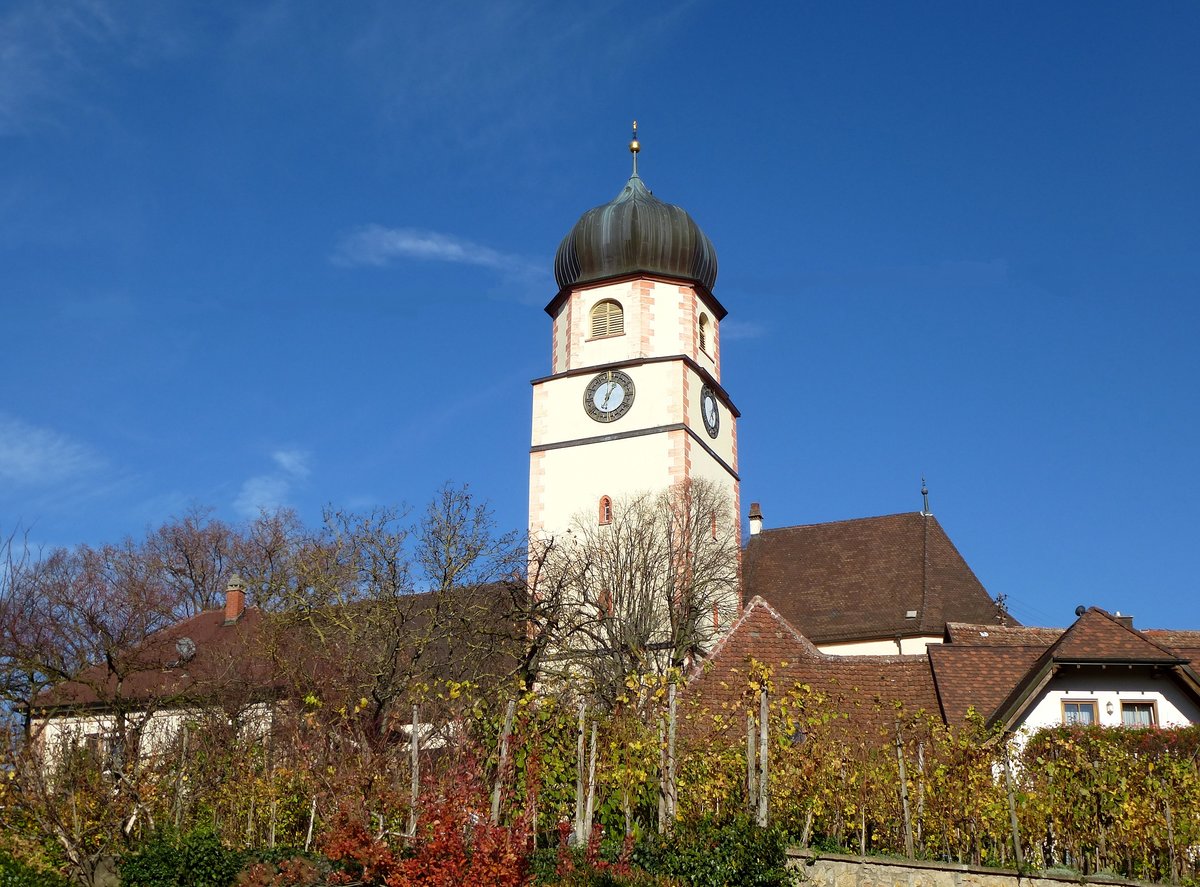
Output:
[269, 485, 524, 744]
[532, 478, 740, 706]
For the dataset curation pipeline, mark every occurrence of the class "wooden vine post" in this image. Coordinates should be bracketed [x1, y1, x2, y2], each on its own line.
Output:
[1002, 745, 1024, 872]
[490, 698, 516, 826]
[574, 702, 587, 846]
[756, 685, 768, 828]
[407, 704, 420, 838]
[665, 682, 678, 832]
[895, 727, 914, 858]
[746, 708, 757, 812]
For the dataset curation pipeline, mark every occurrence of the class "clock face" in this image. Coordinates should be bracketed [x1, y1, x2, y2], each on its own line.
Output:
[584, 370, 636, 423]
[700, 386, 720, 438]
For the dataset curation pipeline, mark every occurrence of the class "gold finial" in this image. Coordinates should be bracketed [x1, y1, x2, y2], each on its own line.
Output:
[629, 119, 639, 175]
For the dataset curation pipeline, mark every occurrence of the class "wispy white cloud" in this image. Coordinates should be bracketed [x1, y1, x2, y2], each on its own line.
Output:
[333, 224, 550, 303]
[334, 225, 538, 275]
[271, 447, 311, 479]
[720, 319, 768, 341]
[0, 413, 102, 486]
[233, 447, 312, 518]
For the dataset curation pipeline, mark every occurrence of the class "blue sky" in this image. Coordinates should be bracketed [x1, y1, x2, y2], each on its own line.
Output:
[2, 1, 1197, 629]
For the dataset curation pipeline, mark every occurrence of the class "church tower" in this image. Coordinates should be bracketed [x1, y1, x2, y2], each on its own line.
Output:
[529, 126, 741, 555]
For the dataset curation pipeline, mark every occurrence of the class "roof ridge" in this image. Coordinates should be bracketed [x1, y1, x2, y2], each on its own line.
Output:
[1089, 608, 1185, 658]
[688, 596, 821, 686]
[757, 511, 926, 534]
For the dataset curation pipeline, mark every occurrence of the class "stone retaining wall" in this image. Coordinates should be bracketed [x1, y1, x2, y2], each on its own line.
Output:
[787, 849, 1159, 887]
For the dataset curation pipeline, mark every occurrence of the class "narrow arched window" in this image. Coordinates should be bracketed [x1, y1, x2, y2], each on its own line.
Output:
[591, 300, 624, 338]
[598, 495, 613, 525]
[698, 313, 710, 353]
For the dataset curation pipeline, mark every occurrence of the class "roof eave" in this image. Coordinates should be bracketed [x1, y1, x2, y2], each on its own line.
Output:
[544, 272, 727, 320]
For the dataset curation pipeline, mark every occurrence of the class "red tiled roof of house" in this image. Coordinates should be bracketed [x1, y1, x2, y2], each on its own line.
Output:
[929, 609, 1197, 728]
[943, 623, 1062, 646]
[927, 643, 1047, 726]
[686, 597, 939, 736]
[1050, 608, 1183, 663]
[742, 513, 1010, 644]
[1144, 630, 1200, 671]
[37, 607, 275, 710]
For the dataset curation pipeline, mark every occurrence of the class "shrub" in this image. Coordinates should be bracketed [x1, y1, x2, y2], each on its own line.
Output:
[119, 831, 244, 887]
[0, 850, 70, 887]
[636, 817, 797, 887]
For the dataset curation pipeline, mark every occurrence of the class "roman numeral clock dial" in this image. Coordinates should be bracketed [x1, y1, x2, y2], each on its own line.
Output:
[584, 370, 635, 423]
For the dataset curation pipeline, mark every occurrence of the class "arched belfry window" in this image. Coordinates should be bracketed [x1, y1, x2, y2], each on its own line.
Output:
[591, 300, 624, 339]
[598, 495, 613, 526]
[698, 313, 711, 354]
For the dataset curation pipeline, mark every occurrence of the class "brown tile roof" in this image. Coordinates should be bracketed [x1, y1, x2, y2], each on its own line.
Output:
[1144, 630, 1200, 671]
[742, 512, 1010, 644]
[687, 597, 939, 735]
[927, 644, 1046, 726]
[37, 607, 275, 710]
[943, 623, 1061, 646]
[1050, 608, 1183, 663]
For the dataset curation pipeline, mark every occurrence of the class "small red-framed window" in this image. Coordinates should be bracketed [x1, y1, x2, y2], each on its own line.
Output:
[598, 495, 613, 525]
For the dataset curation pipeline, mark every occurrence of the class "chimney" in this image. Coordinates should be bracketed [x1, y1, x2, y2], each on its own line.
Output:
[224, 575, 246, 625]
[1114, 610, 1134, 630]
[748, 502, 764, 537]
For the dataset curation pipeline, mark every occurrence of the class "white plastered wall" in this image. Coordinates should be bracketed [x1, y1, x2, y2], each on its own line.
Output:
[1013, 666, 1200, 735]
[35, 702, 274, 765]
[818, 635, 944, 656]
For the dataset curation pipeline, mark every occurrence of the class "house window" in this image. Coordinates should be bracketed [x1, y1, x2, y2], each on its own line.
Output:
[1121, 701, 1156, 726]
[598, 496, 613, 526]
[590, 300, 624, 338]
[1062, 700, 1098, 726]
[699, 313, 711, 353]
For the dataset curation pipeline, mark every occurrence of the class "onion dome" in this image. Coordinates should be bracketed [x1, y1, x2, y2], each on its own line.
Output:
[554, 124, 718, 292]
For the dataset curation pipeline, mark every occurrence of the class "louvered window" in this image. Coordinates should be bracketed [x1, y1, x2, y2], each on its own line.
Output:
[590, 300, 624, 338]
[699, 313, 710, 353]
[598, 495, 613, 525]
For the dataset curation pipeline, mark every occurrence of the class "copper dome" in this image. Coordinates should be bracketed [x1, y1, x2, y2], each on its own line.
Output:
[554, 173, 718, 292]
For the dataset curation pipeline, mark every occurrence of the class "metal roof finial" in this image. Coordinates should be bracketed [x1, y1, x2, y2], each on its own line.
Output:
[920, 476, 931, 516]
[629, 120, 640, 176]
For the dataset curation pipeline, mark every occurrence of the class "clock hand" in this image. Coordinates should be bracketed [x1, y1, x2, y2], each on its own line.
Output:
[602, 383, 615, 409]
